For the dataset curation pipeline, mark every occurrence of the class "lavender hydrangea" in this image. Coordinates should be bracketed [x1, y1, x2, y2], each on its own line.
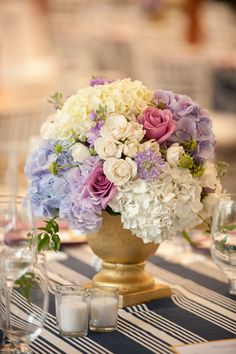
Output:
[135, 149, 165, 180]
[25, 139, 74, 217]
[59, 156, 104, 233]
[153, 90, 215, 162]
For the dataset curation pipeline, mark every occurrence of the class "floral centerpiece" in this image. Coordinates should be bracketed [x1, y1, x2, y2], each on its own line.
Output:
[25, 78, 225, 245]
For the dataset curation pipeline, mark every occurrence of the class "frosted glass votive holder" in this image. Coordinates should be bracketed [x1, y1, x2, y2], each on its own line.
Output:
[55, 285, 89, 337]
[89, 286, 119, 332]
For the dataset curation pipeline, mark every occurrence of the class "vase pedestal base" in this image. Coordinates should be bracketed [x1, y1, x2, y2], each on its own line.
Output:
[118, 282, 171, 308]
[86, 260, 171, 308]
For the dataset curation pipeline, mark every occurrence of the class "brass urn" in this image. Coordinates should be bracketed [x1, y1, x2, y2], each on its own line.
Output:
[87, 212, 171, 307]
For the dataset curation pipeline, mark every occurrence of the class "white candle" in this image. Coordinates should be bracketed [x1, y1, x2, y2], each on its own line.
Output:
[90, 297, 118, 327]
[58, 297, 88, 333]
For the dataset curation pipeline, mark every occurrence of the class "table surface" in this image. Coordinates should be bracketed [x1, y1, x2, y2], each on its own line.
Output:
[1, 242, 236, 354]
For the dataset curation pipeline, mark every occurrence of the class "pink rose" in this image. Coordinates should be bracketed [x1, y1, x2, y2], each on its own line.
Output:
[138, 107, 175, 143]
[86, 163, 117, 209]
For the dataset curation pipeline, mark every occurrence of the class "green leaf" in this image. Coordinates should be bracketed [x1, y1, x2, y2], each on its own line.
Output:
[105, 205, 121, 216]
[52, 234, 60, 252]
[181, 230, 195, 246]
[215, 236, 228, 253]
[15, 272, 39, 304]
[38, 234, 50, 252]
[216, 161, 228, 179]
[48, 91, 64, 110]
[221, 224, 236, 232]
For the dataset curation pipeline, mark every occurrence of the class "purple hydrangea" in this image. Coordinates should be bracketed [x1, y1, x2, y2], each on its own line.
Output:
[135, 149, 165, 180]
[153, 89, 215, 162]
[59, 156, 104, 233]
[59, 194, 102, 233]
[25, 139, 74, 217]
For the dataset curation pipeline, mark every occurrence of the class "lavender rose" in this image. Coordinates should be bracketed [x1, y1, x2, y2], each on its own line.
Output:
[138, 107, 175, 143]
[85, 163, 117, 209]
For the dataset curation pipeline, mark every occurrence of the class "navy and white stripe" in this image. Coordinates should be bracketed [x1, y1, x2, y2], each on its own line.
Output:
[1, 244, 235, 354]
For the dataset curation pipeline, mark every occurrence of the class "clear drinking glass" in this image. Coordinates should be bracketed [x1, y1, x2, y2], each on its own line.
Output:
[0, 250, 48, 354]
[89, 286, 119, 332]
[211, 196, 236, 295]
[55, 285, 89, 337]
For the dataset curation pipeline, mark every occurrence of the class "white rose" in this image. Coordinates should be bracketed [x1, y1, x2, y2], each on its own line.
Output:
[123, 140, 140, 158]
[104, 157, 137, 185]
[200, 161, 218, 189]
[166, 143, 184, 167]
[71, 143, 91, 163]
[100, 115, 128, 141]
[125, 121, 145, 142]
[140, 139, 160, 155]
[94, 137, 122, 160]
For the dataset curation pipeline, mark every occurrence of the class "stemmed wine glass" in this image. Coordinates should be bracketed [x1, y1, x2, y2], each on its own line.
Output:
[211, 196, 236, 295]
[0, 249, 48, 354]
[0, 196, 15, 249]
[4, 196, 35, 248]
[0, 196, 36, 352]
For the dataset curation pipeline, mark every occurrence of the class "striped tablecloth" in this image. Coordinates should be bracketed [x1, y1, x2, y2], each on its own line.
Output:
[2, 243, 236, 354]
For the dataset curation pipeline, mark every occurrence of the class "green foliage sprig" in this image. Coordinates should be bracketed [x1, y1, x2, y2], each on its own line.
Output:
[48, 92, 64, 110]
[17, 218, 61, 303]
[15, 272, 40, 305]
[27, 217, 60, 253]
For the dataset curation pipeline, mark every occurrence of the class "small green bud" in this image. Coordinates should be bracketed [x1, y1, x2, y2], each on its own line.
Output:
[191, 164, 205, 177]
[49, 161, 58, 175]
[182, 140, 197, 151]
[89, 148, 96, 156]
[179, 154, 193, 169]
[79, 135, 87, 143]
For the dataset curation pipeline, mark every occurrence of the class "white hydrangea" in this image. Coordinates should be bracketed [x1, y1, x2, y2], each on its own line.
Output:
[42, 79, 152, 139]
[109, 166, 203, 243]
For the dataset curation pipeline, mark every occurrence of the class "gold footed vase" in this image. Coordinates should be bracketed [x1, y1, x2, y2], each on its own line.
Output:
[87, 212, 171, 307]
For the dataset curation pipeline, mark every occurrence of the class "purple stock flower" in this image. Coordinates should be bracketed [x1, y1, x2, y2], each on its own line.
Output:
[87, 119, 104, 146]
[90, 111, 97, 121]
[90, 77, 114, 87]
[135, 148, 165, 180]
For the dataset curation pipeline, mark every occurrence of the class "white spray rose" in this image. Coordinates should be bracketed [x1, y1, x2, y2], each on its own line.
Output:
[100, 114, 128, 141]
[104, 157, 137, 185]
[125, 121, 145, 142]
[71, 143, 91, 163]
[140, 140, 160, 155]
[94, 137, 122, 159]
[199, 161, 218, 190]
[166, 143, 184, 167]
[123, 140, 140, 158]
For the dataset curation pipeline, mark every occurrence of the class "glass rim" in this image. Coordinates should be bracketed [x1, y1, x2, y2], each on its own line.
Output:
[88, 286, 119, 294]
[55, 284, 86, 294]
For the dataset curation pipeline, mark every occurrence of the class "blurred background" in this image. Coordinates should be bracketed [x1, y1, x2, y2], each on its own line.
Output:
[0, 0, 235, 195]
